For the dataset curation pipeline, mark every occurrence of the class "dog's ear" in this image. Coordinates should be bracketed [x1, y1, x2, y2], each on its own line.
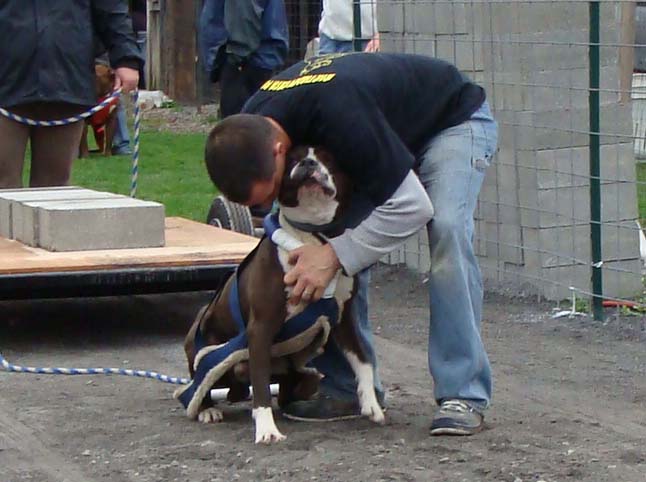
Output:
[277, 146, 307, 208]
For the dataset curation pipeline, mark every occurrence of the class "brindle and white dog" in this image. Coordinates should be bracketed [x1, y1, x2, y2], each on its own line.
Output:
[180, 147, 385, 444]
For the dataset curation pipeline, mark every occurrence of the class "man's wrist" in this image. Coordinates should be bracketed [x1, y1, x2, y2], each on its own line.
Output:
[325, 243, 342, 272]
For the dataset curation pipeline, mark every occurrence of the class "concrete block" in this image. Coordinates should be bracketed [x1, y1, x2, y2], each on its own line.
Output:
[476, 196, 498, 224]
[601, 258, 644, 300]
[600, 143, 636, 183]
[0, 186, 80, 195]
[518, 180, 637, 229]
[488, 3, 519, 34]
[515, 143, 636, 192]
[404, 33, 434, 56]
[455, 35, 484, 73]
[522, 221, 640, 269]
[522, 66, 620, 109]
[600, 182, 639, 222]
[381, 34, 435, 57]
[16, 198, 165, 251]
[435, 34, 457, 65]
[478, 221, 523, 265]
[542, 258, 642, 301]
[1, 187, 117, 239]
[379, 35, 407, 55]
[516, 2, 588, 34]
[1, 186, 80, 237]
[501, 103, 633, 151]
[405, 2, 469, 35]
[376, 2, 404, 33]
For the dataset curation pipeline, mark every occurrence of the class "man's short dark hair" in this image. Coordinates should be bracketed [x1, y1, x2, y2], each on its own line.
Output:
[204, 114, 276, 203]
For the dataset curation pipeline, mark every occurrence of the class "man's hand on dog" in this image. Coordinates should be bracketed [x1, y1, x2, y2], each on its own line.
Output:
[285, 244, 341, 304]
[113, 67, 139, 93]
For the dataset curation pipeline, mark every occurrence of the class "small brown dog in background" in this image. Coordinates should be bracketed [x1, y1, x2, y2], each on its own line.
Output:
[79, 63, 119, 158]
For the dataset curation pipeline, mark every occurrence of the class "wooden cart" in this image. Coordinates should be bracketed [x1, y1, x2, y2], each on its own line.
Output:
[0, 217, 258, 300]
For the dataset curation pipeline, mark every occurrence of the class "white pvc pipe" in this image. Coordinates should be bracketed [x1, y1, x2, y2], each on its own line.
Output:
[210, 383, 280, 401]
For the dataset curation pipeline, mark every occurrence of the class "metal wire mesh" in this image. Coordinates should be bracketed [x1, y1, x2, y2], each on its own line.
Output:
[310, 0, 646, 309]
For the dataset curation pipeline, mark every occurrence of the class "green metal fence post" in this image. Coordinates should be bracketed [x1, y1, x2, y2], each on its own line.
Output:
[353, 0, 362, 52]
[589, 0, 604, 320]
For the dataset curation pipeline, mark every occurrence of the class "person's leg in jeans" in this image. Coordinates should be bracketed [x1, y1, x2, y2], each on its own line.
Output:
[219, 62, 272, 119]
[111, 103, 131, 155]
[0, 115, 29, 188]
[318, 32, 368, 54]
[30, 121, 85, 187]
[416, 101, 498, 434]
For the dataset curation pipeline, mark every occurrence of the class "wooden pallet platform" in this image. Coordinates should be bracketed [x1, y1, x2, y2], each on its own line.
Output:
[0, 217, 259, 299]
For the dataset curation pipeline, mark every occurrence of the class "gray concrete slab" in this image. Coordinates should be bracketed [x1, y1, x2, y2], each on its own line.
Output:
[8, 190, 125, 241]
[16, 198, 165, 251]
[0, 187, 82, 237]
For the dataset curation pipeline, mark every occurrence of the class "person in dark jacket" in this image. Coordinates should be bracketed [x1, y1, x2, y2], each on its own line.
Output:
[0, 0, 143, 189]
[198, 0, 289, 119]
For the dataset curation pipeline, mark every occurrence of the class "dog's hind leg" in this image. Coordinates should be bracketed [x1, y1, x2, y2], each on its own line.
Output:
[333, 309, 385, 425]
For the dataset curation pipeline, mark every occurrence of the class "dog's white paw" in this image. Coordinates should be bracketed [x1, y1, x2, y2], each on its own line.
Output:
[253, 407, 286, 444]
[198, 407, 224, 424]
[362, 401, 386, 425]
[358, 388, 386, 425]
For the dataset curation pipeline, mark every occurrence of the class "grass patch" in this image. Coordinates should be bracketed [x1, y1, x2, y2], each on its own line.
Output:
[24, 130, 216, 222]
[637, 162, 646, 226]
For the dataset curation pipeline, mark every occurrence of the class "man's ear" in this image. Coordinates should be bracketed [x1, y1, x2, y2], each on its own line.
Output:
[274, 140, 288, 157]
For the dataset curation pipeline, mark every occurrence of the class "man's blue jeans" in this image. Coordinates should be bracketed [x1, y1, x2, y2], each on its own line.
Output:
[312, 102, 498, 411]
[318, 33, 369, 55]
[111, 103, 131, 155]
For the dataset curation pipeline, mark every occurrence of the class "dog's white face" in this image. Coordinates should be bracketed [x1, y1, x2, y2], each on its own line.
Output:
[278, 148, 340, 227]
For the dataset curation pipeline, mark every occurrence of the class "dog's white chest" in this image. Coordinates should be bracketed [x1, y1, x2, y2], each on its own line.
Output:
[272, 227, 352, 318]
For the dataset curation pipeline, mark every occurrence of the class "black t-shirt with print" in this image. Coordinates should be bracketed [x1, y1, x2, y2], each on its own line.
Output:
[242, 52, 485, 208]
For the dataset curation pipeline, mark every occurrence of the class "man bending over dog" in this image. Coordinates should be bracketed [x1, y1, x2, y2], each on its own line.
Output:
[204, 52, 498, 436]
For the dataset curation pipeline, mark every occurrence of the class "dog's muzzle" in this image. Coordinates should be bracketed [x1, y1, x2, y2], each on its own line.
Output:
[290, 158, 336, 197]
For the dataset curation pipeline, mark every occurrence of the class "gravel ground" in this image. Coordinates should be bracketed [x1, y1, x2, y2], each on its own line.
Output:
[1, 264, 645, 482]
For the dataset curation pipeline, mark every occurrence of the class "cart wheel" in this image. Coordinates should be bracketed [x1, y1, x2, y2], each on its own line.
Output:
[206, 195, 254, 236]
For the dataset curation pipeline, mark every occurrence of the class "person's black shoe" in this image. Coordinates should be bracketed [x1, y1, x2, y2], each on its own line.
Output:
[281, 392, 386, 422]
[429, 399, 484, 436]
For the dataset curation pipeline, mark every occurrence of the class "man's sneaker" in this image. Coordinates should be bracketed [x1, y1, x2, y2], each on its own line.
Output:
[429, 399, 484, 436]
[281, 392, 386, 423]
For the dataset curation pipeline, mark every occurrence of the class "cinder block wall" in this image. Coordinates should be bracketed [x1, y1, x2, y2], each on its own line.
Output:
[378, 0, 642, 300]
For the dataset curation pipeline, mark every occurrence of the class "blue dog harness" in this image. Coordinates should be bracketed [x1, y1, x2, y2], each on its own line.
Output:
[175, 214, 340, 418]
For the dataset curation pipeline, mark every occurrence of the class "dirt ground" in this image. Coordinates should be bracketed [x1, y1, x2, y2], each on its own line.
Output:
[1, 264, 644, 482]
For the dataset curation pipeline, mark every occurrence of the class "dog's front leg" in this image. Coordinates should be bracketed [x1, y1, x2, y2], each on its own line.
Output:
[248, 316, 286, 444]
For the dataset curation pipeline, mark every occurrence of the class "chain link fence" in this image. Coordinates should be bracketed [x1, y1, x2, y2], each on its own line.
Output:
[303, 0, 645, 317]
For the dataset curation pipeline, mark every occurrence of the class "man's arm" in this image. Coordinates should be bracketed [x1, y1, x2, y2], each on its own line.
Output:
[285, 171, 433, 305]
[328, 170, 434, 276]
[91, 0, 142, 92]
[92, 0, 142, 69]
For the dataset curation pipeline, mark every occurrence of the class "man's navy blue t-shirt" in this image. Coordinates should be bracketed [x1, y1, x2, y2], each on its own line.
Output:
[242, 52, 485, 208]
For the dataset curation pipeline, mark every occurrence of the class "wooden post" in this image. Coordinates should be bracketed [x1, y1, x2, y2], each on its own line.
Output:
[146, 0, 162, 91]
[619, 1, 636, 103]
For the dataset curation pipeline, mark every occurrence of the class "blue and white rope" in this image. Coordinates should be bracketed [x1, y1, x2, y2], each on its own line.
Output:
[0, 90, 123, 126]
[0, 352, 189, 385]
[0, 89, 141, 199]
[130, 89, 140, 198]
